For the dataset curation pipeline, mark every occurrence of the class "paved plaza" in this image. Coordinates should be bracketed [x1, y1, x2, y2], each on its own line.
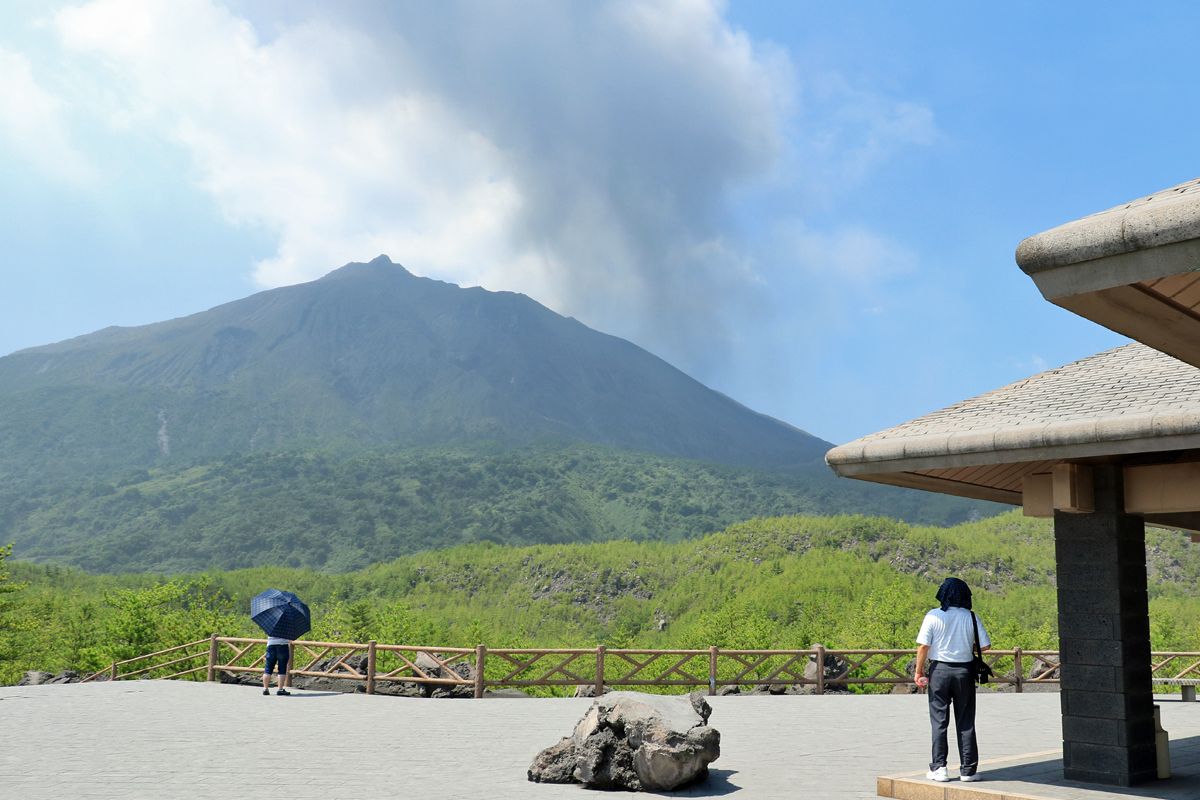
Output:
[2, 682, 1199, 799]
[881, 739, 1200, 800]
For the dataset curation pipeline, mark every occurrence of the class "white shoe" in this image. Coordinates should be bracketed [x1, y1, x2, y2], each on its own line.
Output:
[926, 767, 950, 782]
[961, 773, 981, 782]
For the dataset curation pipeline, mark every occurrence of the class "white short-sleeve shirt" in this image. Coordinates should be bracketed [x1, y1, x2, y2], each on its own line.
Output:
[916, 607, 990, 664]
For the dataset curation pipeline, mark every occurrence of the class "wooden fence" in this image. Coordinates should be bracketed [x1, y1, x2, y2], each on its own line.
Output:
[79, 638, 1200, 697]
[77, 637, 1049, 695]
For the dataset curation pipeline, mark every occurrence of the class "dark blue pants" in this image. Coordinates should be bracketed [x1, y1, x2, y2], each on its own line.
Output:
[928, 661, 978, 775]
[264, 644, 290, 675]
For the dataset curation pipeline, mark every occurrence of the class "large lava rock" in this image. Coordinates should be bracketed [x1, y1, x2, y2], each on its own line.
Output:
[528, 691, 720, 791]
[804, 652, 850, 692]
[290, 655, 369, 693]
[17, 670, 82, 686]
[17, 671, 54, 686]
[219, 670, 262, 687]
[418, 652, 475, 699]
[756, 652, 850, 695]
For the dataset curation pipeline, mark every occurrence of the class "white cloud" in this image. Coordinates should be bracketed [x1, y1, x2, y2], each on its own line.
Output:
[26, 0, 939, 386]
[0, 46, 95, 184]
[778, 222, 918, 303]
[791, 71, 940, 198]
[54, 0, 524, 288]
[37, 0, 803, 370]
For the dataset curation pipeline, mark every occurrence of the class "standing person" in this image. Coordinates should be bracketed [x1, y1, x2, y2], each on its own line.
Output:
[262, 636, 292, 696]
[251, 588, 309, 696]
[914, 577, 990, 782]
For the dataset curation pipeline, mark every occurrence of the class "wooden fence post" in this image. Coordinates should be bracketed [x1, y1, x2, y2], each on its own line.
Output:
[595, 645, 606, 696]
[709, 646, 718, 696]
[474, 645, 486, 699]
[814, 644, 825, 695]
[206, 634, 219, 682]
[1014, 647, 1023, 694]
[109, 662, 117, 682]
[286, 642, 294, 689]
[366, 641, 377, 695]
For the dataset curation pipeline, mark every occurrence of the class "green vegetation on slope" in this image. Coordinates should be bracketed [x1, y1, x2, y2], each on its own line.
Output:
[0, 259, 997, 571]
[2, 444, 994, 573]
[5, 511, 1200, 685]
[0, 257, 830, 481]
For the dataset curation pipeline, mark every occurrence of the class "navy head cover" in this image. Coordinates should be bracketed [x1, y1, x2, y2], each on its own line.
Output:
[935, 577, 972, 611]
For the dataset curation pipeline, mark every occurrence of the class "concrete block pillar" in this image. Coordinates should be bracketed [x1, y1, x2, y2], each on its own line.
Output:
[1054, 464, 1157, 786]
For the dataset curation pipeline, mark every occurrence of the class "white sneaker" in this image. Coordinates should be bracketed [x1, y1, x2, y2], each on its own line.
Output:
[961, 773, 982, 782]
[926, 767, 950, 782]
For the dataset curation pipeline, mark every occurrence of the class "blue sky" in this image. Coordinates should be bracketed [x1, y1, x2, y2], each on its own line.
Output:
[1, 1, 1196, 445]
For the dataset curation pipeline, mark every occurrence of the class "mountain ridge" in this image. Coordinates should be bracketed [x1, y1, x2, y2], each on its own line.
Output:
[0, 255, 828, 474]
[0, 256, 999, 572]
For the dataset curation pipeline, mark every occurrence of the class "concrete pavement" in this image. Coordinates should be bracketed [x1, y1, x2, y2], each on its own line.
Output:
[2, 682, 1199, 799]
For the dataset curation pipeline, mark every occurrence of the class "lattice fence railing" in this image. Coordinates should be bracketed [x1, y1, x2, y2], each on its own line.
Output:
[80, 638, 1200, 697]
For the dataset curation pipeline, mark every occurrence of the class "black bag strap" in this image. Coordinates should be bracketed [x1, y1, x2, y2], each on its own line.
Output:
[971, 611, 983, 658]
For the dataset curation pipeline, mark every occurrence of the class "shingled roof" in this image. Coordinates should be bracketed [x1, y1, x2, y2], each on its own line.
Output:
[1015, 177, 1200, 369]
[826, 343, 1200, 503]
[826, 176, 1200, 512]
[1017, 177, 1200, 272]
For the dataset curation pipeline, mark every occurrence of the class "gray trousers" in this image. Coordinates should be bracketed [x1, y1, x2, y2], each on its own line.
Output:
[928, 661, 978, 775]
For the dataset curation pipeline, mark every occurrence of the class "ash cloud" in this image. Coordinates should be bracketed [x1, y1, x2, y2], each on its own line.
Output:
[33, 0, 936, 418]
[330, 0, 791, 373]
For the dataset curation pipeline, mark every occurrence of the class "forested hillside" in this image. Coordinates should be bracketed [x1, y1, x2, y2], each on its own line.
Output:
[2, 445, 992, 573]
[0, 256, 1001, 570]
[5, 511, 1199, 684]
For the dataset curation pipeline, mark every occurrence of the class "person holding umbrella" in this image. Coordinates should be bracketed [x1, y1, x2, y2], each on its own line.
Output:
[250, 589, 312, 697]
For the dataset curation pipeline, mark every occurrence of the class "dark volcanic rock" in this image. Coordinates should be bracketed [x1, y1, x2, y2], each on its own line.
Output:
[1030, 660, 1060, 680]
[373, 681, 424, 697]
[891, 658, 919, 694]
[576, 726, 640, 789]
[804, 653, 850, 693]
[18, 670, 83, 686]
[414, 652, 475, 698]
[528, 691, 720, 792]
[17, 671, 54, 686]
[219, 670, 262, 686]
[47, 670, 81, 684]
[290, 655, 368, 693]
[528, 737, 578, 784]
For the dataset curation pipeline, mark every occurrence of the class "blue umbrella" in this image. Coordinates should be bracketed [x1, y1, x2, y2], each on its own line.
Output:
[250, 589, 311, 640]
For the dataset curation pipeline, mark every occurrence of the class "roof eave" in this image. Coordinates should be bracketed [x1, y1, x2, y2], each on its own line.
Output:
[827, 427, 1200, 478]
[1016, 179, 1200, 273]
[845, 470, 1022, 506]
[1016, 182, 1200, 370]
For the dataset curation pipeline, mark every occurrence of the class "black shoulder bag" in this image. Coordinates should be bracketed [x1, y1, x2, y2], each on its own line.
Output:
[971, 611, 993, 685]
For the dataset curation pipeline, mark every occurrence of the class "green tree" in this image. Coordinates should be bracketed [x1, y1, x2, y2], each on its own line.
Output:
[683, 603, 780, 650]
[343, 600, 377, 643]
[0, 544, 31, 679]
[101, 583, 182, 662]
[0, 544, 25, 604]
[98, 579, 238, 664]
[839, 582, 923, 649]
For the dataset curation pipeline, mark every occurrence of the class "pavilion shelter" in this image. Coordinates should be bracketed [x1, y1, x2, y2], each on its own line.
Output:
[826, 177, 1200, 787]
